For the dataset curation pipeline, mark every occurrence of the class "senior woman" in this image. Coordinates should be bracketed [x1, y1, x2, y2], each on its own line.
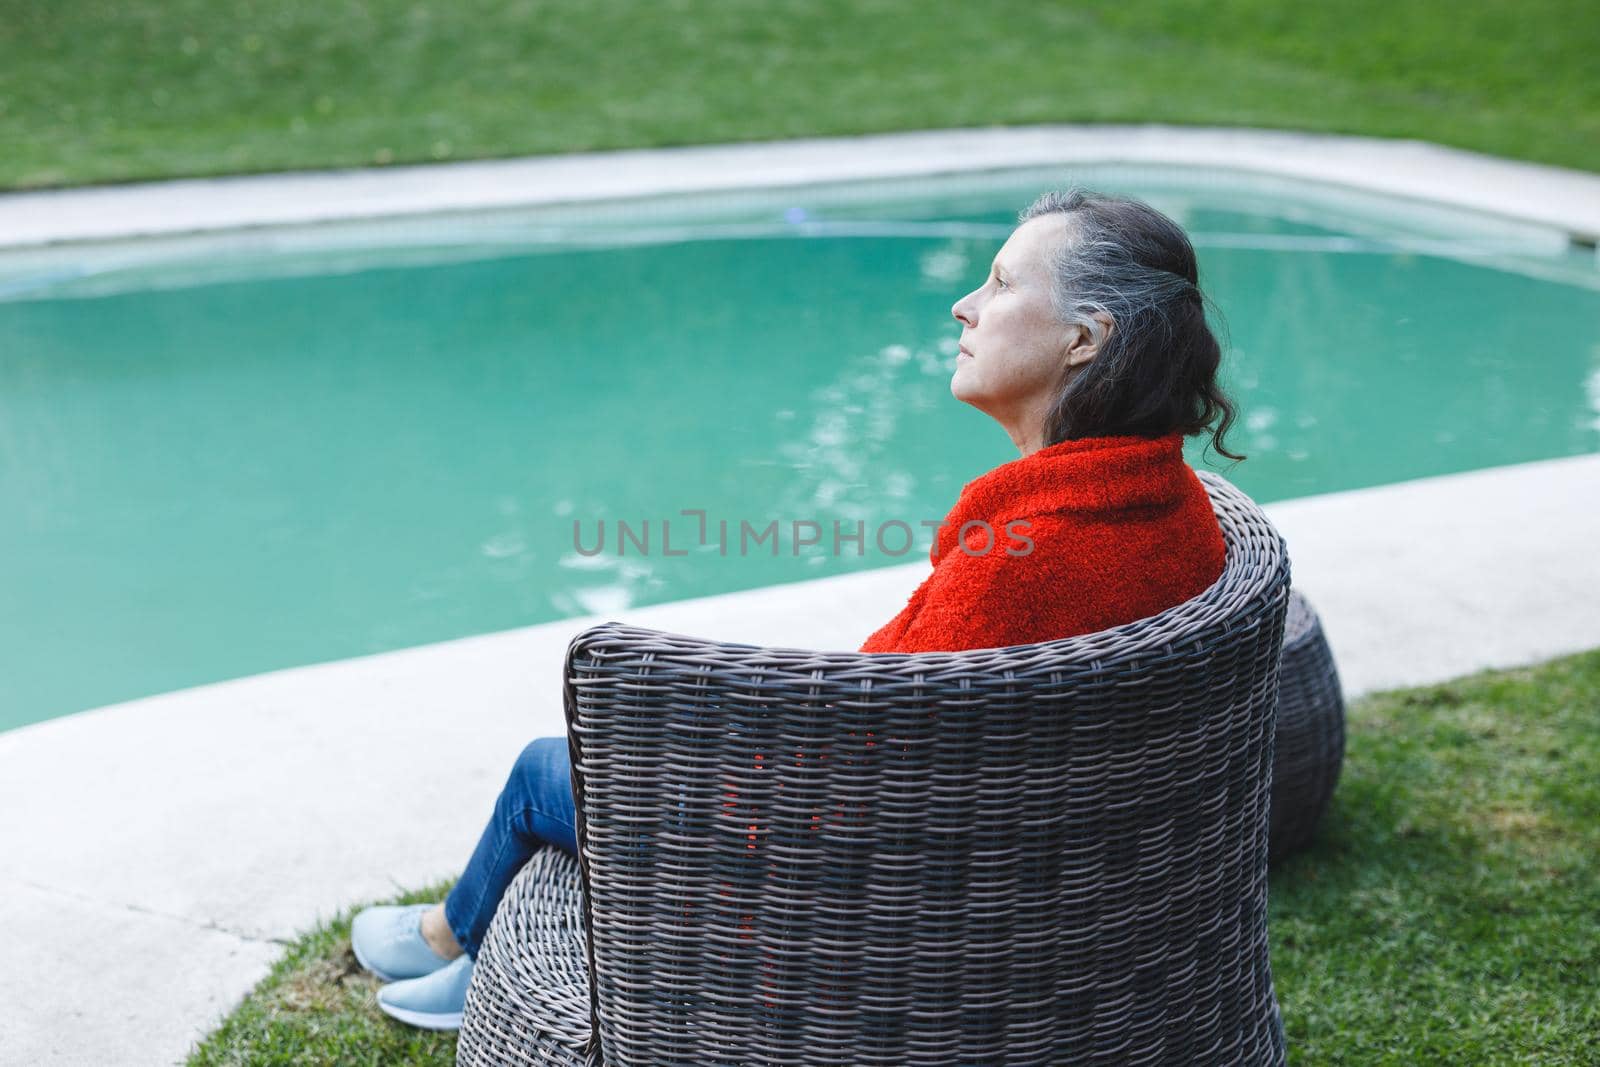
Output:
[352, 187, 1244, 1030]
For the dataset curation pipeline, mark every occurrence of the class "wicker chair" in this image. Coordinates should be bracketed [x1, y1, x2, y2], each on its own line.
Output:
[458, 471, 1291, 1067]
[1268, 591, 1345, 861]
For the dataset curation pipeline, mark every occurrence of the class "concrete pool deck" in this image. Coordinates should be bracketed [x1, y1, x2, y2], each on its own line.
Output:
[2, 125, 1600, 250]
[2, 450, 1599, 1065]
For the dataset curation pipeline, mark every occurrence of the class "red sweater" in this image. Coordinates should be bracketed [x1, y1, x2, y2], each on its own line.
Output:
[858, 432, 1226, 653]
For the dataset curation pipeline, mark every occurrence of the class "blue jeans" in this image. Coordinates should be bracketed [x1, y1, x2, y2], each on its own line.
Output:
[444, 736, 578, 958]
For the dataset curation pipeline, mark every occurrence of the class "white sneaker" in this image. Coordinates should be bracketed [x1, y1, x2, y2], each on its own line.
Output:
[350, 903, 453, 982]
[376, 954, 474, 1031]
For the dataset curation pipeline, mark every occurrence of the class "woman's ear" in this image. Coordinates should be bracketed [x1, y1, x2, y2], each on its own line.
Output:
[1065, 312, 1114, 368]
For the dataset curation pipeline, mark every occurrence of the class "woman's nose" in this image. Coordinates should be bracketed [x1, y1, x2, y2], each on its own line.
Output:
[952, 290, 978, 326]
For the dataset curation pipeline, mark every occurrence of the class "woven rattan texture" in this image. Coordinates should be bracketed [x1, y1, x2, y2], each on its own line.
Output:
[458, 846, 598, 1067]
[1267, 591, 1346, 861]
[524, 471, 1290, 1067]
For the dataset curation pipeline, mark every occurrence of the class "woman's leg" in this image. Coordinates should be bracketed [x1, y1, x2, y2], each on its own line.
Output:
[441, 735, 578, 958]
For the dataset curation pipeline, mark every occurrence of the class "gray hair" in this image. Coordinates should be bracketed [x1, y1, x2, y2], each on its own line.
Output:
[1017, 188, 1242, 461]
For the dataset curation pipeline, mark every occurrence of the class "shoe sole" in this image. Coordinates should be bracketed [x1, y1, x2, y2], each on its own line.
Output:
[376, 998, 463, 1032]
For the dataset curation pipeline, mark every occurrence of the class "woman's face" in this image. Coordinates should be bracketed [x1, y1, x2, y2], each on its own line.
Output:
[950, 213, 1087, 452]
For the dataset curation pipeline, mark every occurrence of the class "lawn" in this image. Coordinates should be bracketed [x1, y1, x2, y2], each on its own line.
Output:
[2, 0, 1597, 192]
[190, 647, 1600, 1065]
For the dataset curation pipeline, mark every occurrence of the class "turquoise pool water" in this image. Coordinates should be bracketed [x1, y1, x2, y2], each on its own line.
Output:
[2, 168, 1597, 729]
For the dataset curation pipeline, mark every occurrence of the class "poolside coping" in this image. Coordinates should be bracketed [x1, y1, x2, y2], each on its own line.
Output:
[2, 125, 1600, 249]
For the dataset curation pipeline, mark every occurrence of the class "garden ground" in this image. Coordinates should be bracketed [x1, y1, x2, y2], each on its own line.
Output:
[3, 0, 1598, 190]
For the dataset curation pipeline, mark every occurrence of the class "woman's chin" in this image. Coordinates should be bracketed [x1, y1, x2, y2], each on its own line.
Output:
[950, 364, 982, 402]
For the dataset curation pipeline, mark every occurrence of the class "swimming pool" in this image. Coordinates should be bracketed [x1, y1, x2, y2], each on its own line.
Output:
[2, 166, 1597, 729]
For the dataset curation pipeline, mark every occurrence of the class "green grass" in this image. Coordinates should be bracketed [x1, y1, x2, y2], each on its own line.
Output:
[189, 648, 1600, 1065]
[2, 1, 1596, 192]
[189, 880, 459, 1067]
[1272, 648, 1600, 1064]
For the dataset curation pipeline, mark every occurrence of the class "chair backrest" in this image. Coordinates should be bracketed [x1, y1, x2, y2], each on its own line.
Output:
[563, 471, 1290, 1067]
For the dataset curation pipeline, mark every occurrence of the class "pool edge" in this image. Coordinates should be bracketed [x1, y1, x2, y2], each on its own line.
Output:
[2, 125, 1598, 250]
